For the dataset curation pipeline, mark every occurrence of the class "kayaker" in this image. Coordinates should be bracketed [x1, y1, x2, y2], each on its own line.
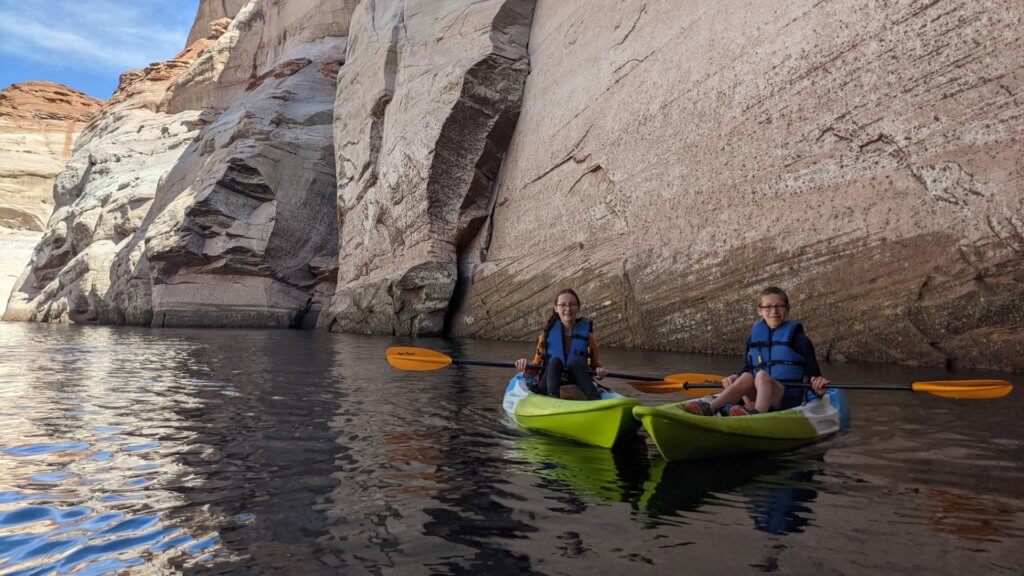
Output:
[685, 286, 830, 416]
[514, 288, 608, 400]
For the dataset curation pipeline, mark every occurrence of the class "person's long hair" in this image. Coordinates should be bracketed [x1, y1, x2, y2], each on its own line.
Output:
[542, 288, 581, 336]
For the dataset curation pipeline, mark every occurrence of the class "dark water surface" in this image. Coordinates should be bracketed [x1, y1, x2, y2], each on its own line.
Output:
[0, 323, 1021, 575]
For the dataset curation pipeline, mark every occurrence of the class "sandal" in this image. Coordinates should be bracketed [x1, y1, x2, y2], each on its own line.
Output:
[728, 405, 760, 417]
[683, 398, 714, 416]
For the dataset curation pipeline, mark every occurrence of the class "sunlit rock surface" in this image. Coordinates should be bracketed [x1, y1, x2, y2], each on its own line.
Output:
[0, 82, 101, 231]
[2, 35, 217, 324]
[7, 0, 1022, 371]
[5, 0, 355, 328]
[146, 0, 354, 328]
[0, 231, 40, 317]
[185, 0, 249, 46]
[317, 0, 535, 335]
[449, 0, 1024, 371]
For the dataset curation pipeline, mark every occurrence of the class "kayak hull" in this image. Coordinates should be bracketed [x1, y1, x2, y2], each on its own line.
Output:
[633, 389, 851, 461]
[503, 375, 640, 448]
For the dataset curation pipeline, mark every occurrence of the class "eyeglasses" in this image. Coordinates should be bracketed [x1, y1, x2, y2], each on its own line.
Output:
[758, 304, 789, 311]
[555, 303, 580, 309]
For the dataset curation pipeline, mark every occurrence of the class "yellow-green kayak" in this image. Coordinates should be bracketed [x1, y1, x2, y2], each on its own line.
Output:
[633, 389, 851, 461]
[503, 375, 640, 448]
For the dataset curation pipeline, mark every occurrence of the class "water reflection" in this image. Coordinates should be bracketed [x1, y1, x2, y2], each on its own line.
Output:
[0, 325, 228, 574]
[1, 324, 1022, 575]
[159, 330, 346, 574]
[637, 453, 821, 535]
[511, 435, 650, 505]
[924, 487, 1019, 543]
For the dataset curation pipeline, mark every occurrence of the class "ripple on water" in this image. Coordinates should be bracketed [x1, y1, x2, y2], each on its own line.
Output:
[2, 443, 91, 457]
[27, 472, 73, 484]
[0, 504, 215, 575]
[0, 492, 48, 504]
[122, 442, 160, 453]
[0, 505, 56, 528]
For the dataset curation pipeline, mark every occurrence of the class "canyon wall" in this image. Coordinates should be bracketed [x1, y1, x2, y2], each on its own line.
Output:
[6, 0, 1022, 371]
[317, 0, 535, 335]
[0, 82, 101, 317]
[449, 0, 1024, 371]
[4, 0, 354, 327]
[0, 82, 101, 231]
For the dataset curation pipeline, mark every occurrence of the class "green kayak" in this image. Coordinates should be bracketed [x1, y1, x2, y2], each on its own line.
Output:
[503, 374, 640, 448]
[633, 389, 851, 461]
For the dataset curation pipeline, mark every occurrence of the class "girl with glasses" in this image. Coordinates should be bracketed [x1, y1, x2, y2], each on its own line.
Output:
[514, 288, 608, 400]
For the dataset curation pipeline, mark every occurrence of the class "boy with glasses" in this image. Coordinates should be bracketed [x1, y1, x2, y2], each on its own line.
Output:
[685, 286, 830, 416]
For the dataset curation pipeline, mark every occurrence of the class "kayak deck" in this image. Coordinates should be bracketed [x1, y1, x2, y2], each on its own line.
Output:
[503, 375, 640, 448]
[633, 389, 850, 461]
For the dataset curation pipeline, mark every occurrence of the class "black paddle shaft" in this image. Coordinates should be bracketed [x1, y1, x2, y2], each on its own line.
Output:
[450, 359, 663, 382]
[682, 382, 912, 391]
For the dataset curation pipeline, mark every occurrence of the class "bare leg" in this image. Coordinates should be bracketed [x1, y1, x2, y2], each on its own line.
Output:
[708, 372, 755, 412]
[753, 371, 785, 413]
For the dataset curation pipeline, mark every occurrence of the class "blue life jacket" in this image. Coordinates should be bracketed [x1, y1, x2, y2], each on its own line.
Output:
[545, 317, 592, 366]
[747, 320, 812, 408]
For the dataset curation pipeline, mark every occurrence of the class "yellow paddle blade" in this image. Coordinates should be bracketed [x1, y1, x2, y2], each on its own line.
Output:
[911, 380, 1013, 399]
[385, 347, 453, 371]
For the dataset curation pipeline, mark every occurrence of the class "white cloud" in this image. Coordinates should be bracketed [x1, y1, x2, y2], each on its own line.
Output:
[0, 0, 196, 73]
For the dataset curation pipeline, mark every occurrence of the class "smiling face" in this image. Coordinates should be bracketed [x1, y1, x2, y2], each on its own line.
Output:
[757, 293, 790, 329]
[553, 292, 580, 325]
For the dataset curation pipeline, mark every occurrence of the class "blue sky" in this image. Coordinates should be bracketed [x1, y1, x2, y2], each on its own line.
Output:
[0, 0, 200, 100]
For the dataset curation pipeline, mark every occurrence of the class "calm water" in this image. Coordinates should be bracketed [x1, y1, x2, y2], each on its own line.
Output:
[0, 323, 1021, 575]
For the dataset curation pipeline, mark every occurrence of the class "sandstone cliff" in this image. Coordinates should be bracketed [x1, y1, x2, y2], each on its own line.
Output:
[317, 0, 535, 335]
[144, 0, 354, 327]
[448, 0, 1024, 371]
[186, 0, 250, 46]
[5, 0, 354, 327]
[0, 82, 101, 231]
[3, 36, 217, 323]
[7, 0, 1023, 372]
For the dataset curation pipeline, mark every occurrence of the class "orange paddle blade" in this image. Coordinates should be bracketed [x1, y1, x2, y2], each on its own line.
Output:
[386, 347, 453, 371]
[911, 380, 1012, 399]
[628, 373, 725, 395]
[627, 381, 684, 394]
[665, 373, 725, 385]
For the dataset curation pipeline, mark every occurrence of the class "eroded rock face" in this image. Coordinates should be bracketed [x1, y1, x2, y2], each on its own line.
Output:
[186, 0, 249, 46]
[0, 231, 40, 318]
[163, 0, 355, 114]
[0, 82, 101, 231]
[318, 0, 535, 335]
[5, 0, 354, 328]
[2, 42, 214, 323]
[449, 0, 1024, 371]
[146, 0, 351, 327]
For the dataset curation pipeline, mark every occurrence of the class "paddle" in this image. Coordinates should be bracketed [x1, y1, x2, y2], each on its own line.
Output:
[386, 346, 668, 382]
[628, 373, 1013, 400]
[626, 373, 723, 394]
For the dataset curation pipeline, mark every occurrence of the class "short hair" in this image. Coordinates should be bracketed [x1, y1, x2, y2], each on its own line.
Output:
[758, 286, 789, 306]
